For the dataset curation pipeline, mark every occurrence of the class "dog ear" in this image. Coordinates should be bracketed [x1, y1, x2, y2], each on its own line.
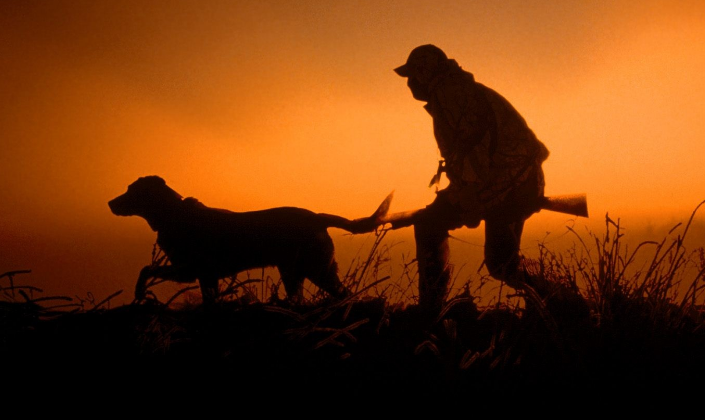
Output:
[143, 175, 183, 201]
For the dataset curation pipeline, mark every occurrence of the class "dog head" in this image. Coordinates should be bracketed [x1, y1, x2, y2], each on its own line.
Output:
[109, 176, 183, 228]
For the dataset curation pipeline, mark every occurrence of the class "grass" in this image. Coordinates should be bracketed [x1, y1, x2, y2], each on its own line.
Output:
[2, 202, 705, 400]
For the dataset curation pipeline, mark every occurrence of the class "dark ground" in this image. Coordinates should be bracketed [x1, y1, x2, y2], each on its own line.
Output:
[3, 287, 705, 403]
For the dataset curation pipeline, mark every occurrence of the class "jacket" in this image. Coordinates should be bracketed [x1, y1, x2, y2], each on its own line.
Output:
[424, 60, 549, 226]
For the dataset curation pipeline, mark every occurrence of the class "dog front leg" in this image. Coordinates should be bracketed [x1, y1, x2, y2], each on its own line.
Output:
[135, 265, 157, 302]
[134, 264, 183, 303]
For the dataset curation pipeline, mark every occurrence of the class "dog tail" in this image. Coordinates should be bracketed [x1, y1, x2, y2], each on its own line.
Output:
[319, 191, 394, 234]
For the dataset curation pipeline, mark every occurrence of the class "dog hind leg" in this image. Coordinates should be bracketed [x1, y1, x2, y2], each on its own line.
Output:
[278, 265, 305, 305]
[305, 234, 350, 300]
[198, 276, 219, 305]
[309, 259, 350, 299]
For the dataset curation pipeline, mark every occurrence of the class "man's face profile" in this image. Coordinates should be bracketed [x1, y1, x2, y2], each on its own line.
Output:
[407, 76, 429, 102]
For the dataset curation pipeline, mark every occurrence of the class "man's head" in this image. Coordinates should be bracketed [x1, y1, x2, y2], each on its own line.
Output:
[394, 44, 449, 101]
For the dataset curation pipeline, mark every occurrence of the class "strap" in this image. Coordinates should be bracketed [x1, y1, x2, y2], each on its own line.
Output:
[428, 159, 446, 188]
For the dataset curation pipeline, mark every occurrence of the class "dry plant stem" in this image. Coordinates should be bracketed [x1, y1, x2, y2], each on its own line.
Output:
[558, 206, 705, 331]
[86, 290, 123, 311]
[352, 228, 390, 294]
[1, 270, 32, 298]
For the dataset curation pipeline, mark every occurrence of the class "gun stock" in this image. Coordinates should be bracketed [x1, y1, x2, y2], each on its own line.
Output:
[540, 194, 588, 218]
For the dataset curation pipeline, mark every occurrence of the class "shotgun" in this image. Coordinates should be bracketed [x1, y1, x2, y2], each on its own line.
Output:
[379, 193, 588, 229]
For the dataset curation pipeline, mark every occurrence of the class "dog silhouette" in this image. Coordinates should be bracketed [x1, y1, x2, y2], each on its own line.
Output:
[109, 175, 392, 305]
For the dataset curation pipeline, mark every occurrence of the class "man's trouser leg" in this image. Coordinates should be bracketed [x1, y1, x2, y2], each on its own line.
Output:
[484, 217, 524, 288]
[482, 165, 545, 290]
[414, 221, 452, 317]
[484, 217, 547, 296]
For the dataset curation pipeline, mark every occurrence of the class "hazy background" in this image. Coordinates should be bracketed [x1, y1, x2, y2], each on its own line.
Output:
[2, 0, 704, 305]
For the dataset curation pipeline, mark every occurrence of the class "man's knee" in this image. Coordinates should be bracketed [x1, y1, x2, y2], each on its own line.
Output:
[484, 234, 523, 289]
[485, 256, 519, 282]
[484, 218, 524, 282]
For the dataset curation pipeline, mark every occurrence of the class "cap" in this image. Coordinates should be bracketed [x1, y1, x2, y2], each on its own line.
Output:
[394, 44, 449, 77]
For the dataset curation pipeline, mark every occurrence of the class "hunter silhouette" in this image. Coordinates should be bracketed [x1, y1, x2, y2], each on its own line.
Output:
[392, 44, 551, 316]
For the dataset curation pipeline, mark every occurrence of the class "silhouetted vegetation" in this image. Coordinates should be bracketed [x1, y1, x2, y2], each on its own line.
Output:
[2, 203, 704, 399]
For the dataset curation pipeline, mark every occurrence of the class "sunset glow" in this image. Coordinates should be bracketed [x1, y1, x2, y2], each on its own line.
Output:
[2, 1, 704, 303]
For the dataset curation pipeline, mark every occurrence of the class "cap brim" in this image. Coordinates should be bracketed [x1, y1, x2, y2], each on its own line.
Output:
[394, 64, 410, 77]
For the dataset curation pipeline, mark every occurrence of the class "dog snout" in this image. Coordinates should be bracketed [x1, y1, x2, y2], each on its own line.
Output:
[108, 194, 130, 216]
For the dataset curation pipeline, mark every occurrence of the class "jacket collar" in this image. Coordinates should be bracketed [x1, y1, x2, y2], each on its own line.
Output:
[423, 59, 473, 114]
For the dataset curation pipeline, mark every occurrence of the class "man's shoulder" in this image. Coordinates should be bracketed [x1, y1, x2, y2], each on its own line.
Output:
[430, 71, 483, 107]
[473, 81, 510, 103]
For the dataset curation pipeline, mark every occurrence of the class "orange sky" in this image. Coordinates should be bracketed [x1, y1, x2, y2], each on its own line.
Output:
[2, 1, 704, 304]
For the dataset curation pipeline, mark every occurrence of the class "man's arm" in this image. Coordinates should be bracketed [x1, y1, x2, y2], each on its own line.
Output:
[430, 80, 494, 185]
